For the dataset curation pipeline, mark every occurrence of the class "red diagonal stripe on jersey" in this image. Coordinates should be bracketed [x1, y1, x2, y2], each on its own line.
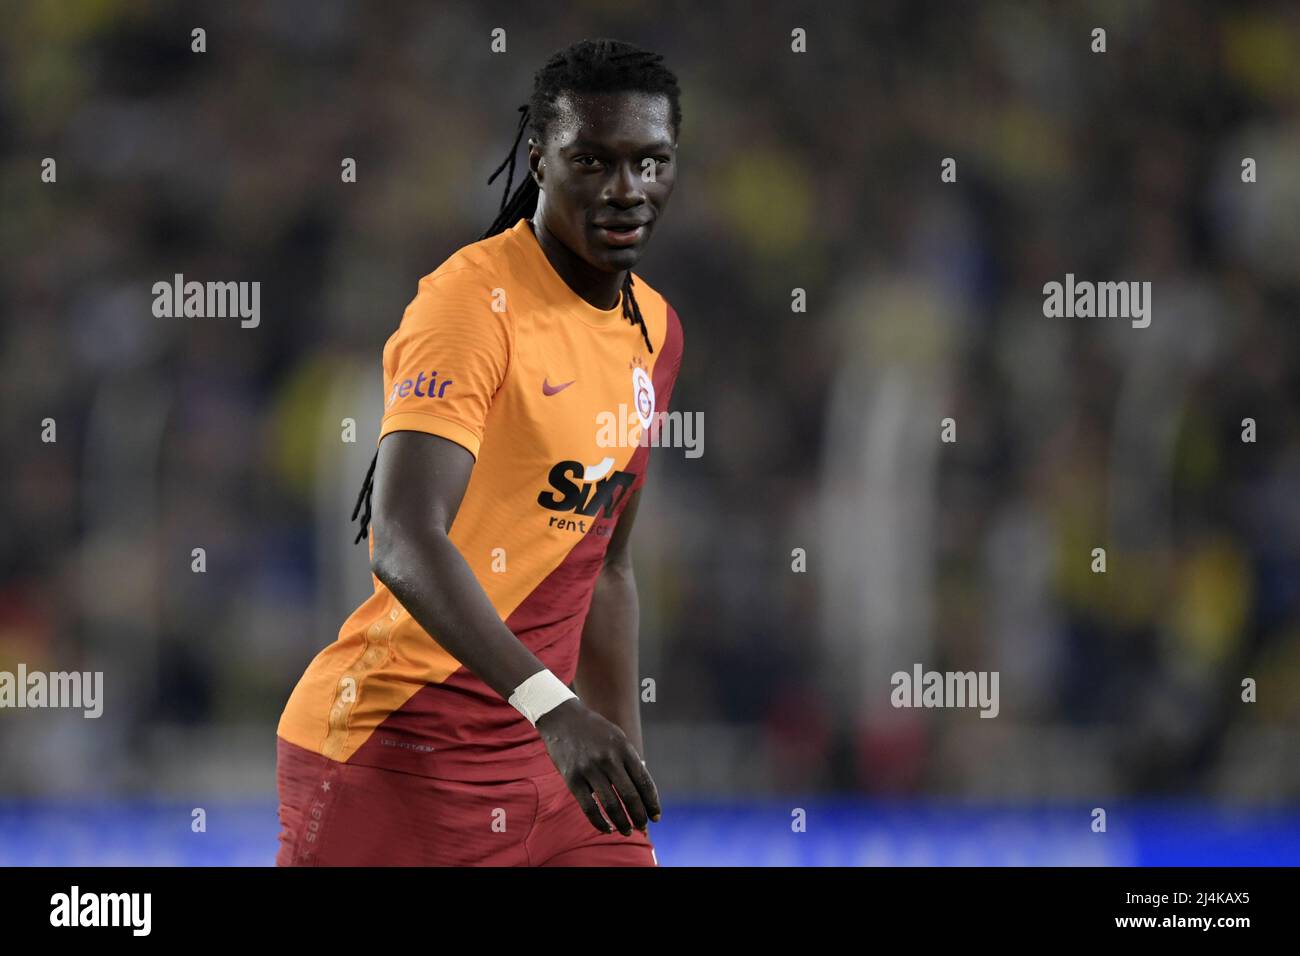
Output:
[349, 303, 684, 778]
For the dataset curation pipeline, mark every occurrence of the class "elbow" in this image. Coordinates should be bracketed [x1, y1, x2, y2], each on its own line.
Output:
[369, 550, 390, 584]
[368, 530, 394, 582]
[370, 549, 397, 591]
[367, 530, 403, 586]
[600, 551, 635, 580]
[369, 525, 448, 587]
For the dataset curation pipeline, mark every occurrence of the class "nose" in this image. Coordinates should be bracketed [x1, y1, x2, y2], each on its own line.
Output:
[603, 160, 648, 206]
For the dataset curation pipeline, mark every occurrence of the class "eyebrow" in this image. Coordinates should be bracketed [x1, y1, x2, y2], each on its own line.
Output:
[565, 138, 675, 152]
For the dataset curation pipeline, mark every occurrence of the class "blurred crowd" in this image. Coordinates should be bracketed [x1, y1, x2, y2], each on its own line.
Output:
[1, 0, 1298, 801]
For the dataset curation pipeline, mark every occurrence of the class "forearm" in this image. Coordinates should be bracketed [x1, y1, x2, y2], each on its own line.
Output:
[575, 561, 644, 756]
[374, 532, 546, 702]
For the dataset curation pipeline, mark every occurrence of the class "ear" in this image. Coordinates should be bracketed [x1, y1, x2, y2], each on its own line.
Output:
[527, 137, 544, 187]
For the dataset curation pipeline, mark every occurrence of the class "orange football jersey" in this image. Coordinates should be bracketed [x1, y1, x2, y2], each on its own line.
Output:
[277, 217, 684, 780]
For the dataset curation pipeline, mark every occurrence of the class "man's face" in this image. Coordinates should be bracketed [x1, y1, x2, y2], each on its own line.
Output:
[529, 90, 677, 272]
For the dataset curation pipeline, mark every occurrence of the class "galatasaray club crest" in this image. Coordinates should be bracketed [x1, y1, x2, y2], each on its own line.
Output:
[631, 357, 655, 432]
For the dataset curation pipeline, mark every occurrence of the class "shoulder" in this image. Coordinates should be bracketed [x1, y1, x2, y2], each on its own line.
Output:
[633, 274, 683, 371]
[418, 229, 516, 298]
[395, 229, 524, 335]
[384, 234, 517, 366]
[628, 271, 684, 359]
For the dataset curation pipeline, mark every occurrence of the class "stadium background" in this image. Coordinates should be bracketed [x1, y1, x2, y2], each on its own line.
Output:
[2, 1, 1298, 864]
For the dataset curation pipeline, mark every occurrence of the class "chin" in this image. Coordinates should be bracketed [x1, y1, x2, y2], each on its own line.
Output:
[594, 245, 643, 271]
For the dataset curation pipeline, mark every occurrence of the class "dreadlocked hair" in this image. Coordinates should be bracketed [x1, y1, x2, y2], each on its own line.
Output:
[482, 37, 683, 353]
[353, 38, 681, 545]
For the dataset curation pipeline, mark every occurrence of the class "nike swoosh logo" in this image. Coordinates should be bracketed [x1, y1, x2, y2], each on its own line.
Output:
[542, 378, 575, 396]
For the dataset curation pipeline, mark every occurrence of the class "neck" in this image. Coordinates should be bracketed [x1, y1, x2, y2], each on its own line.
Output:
[528, 216, 624, 311]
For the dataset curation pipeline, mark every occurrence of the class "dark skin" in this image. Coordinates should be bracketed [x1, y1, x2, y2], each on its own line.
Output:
[527, 90, 677, 310]
[369, 89, 677, 837]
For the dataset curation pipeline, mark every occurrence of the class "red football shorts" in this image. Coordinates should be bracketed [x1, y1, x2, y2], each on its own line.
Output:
[275, 736, 658, 866]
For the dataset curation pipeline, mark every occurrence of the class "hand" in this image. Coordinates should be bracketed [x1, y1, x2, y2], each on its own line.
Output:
[535, 698, 662, 836]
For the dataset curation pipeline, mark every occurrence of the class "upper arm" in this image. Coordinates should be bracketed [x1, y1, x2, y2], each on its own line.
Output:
[597, 302, 681, 574]
[369, 431, 475, 574]
[378, 268, 512, 459]
[602, 487, 642, 571]
[369, 267, 510, 571]
[598, 304, 683, 573]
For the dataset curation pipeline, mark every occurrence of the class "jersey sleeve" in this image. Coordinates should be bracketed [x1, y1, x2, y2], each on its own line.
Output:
[630, 302, 685, 493]
[378, 267, 513, 460]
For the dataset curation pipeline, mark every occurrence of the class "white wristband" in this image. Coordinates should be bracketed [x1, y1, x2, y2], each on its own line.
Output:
[508, 669, 577, 726]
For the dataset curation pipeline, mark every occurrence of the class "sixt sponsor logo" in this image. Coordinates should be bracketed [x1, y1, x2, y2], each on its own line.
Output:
[386, 370, 454, 409]
[537, 458, 636, 534]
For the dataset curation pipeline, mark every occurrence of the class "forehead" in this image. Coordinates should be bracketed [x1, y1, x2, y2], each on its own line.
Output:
[546, 91, 675, 150]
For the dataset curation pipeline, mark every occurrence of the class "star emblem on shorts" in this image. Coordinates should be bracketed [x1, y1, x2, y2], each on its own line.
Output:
[320, 780, 331, 792]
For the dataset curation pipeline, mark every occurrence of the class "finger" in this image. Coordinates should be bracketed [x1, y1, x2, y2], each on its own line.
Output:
[585, 767, 633, 836]
[605, 759, 650, 831]
[625, 752, 662, 822]
[566, 775, 613, 834]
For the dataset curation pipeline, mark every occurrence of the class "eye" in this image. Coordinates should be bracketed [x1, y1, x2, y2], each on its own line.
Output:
[574, 155, 603, 168]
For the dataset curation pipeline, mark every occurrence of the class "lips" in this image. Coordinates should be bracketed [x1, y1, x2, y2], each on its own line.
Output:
[594, 218, 650, 229]
[594, 221, 649, 247]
